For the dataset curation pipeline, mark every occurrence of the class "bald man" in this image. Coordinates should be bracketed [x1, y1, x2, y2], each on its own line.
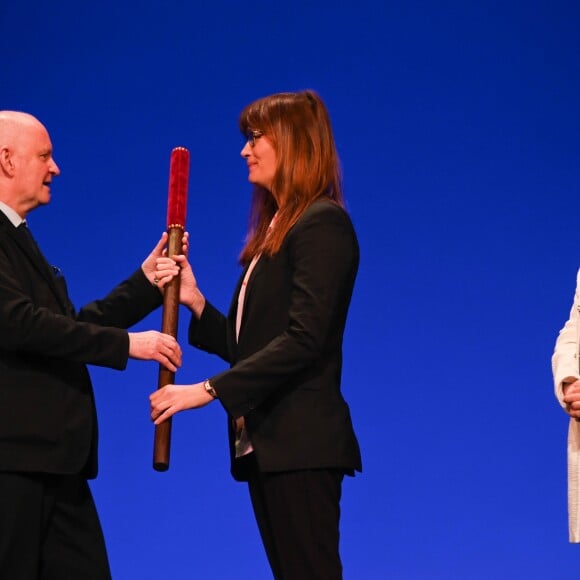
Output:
[0, 111, 181, 579]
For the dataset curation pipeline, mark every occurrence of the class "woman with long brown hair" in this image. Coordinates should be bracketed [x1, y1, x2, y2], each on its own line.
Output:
[151, 90, 361, 579]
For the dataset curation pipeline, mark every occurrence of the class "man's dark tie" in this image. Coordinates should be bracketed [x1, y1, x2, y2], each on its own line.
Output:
[17, 222, 62, 280]
[18, 221, 43, 260]
[17, 221, 72, 313]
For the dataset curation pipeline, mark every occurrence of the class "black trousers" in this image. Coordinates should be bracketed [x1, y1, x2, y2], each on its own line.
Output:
[0, 472, 111, 580]
[245, 455, 345, 580]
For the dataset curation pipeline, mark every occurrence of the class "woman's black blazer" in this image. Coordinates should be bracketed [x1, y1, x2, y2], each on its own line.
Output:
[189, 199, 362, 479]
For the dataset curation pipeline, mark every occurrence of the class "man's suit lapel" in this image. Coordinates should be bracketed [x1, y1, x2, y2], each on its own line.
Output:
[0, 213, 73, 315]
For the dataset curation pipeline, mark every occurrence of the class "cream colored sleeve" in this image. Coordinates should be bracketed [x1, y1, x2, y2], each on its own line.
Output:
[552, 269, 580, 407]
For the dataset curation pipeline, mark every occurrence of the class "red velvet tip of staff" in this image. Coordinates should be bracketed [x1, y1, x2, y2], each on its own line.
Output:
[166, 147, 190, 228]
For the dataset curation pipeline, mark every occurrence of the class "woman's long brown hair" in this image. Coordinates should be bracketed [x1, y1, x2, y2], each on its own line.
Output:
[238, 90, 344, 264]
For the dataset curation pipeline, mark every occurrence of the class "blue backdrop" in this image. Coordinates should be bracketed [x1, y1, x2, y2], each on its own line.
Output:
[2, 1, 580, 578]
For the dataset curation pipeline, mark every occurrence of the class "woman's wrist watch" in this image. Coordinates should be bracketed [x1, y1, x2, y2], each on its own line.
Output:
[203, 379, 218, 399]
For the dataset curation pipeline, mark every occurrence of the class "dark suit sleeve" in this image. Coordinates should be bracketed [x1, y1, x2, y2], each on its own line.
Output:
[188, 300, 232, 363]
[77, 269, 163, 329]
[0, 242, 160, 370]
[211, 203, 359, 417]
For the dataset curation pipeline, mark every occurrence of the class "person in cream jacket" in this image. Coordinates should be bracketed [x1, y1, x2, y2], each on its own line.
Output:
[552, 268, 580, 542]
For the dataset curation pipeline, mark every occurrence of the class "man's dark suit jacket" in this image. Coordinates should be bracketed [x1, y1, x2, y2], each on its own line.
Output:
[189, 199, 362, 480]
[0, 211, 162, 478]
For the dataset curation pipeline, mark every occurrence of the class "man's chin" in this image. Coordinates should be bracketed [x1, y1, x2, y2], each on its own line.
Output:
[30, 197, 51, 211]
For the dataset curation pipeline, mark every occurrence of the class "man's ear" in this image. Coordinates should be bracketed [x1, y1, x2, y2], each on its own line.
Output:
[0, 147, 15, 176]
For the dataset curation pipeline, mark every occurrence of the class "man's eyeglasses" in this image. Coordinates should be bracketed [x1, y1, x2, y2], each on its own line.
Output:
[244, 130, 265, 147]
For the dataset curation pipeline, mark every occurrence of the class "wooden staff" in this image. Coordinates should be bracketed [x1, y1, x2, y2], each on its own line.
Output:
[153, 146, 190, 471]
